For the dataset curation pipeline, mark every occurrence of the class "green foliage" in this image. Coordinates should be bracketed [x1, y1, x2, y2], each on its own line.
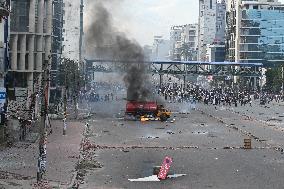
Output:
[57, 58, 85, 97]
[265, 66, 283, 92]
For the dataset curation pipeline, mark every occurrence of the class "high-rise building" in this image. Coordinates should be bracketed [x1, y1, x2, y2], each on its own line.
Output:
[206, 44, 226, 62]
[170, 24, 199, 61]
[62, 0, 81, 61]
[0, 0, 10, 141]
[198, 0, 226, 61]
[181, 24, 199, 61]
[226, 0, 284, 66]
[50, 0, 64, 103]
[0, 1, 10, 89]
[152, 36, 171, 61]
[8, 0, 52, 115]
[170, 25, 183, 60]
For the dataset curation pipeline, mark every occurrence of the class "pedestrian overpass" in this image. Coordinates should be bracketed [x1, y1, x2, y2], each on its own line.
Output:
[85, 59, 263, 88]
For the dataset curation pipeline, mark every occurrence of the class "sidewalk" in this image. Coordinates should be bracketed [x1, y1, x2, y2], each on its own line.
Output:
[0, 120, 84, 188]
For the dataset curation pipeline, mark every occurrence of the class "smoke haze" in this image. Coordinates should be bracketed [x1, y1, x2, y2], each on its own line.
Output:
[86, 1, 153, 101]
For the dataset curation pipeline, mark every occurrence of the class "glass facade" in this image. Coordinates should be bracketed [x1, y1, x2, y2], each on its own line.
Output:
[215, 47, 226, 62]
[240, 8, 284, 65]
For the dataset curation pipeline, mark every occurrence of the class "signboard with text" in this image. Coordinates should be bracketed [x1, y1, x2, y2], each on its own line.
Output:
[0, 87, 6, 109]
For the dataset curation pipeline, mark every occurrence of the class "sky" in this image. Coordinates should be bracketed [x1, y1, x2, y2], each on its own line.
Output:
[85, 0, 284, 47]
[113, 0, 199, 46]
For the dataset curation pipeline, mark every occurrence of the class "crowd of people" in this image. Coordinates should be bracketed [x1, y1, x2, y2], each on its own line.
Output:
[78, 82, 124, 102]
[76, 78, 284, 108]
[158, 81, 284, 107]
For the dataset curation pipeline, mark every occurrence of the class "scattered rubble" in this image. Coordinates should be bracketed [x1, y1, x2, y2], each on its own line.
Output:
[128, 156, 186, 182]
[0, 171, 33, 180]
[267, 118, 282, 122]
[166, 130, 175, 135]
[32, 180, 52, 189]
[75, 159, 103, 170]
[192, 131, 208, 135]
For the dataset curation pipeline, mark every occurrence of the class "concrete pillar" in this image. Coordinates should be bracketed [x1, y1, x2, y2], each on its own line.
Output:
[235, 1, 241, 62]
[11, 35, 18, 70]
[29, 0, 35, 33]
[19, 35, 26, 70]
[36, 36, 43, 71]
[28, 35, 35, 71]
[46, 0, 52, 35]
[45, 0, 53, 105]
[36, 0, 44, 74]
[37, 0, 44, 34]
[159, 64, 163, 87]
[45, 0, 52, 64]
[27, 73, 34, 108]
[45, 35, 51, 61]
[37, 74, 42, 94]
[254, 77, 257, 91]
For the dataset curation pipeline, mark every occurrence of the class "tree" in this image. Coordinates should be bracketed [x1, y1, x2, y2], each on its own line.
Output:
[179, 43, 190, 61]
[265, 65, 283, 92]
[57, 58, 85, 118]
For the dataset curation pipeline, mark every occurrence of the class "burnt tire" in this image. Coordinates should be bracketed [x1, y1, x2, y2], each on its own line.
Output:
[160, 114, 168, 122]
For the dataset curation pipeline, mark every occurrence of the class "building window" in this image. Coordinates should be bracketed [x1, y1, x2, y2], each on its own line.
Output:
[210, 0, 212, 9]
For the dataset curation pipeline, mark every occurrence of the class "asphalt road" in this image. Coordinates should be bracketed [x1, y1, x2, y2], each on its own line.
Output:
[80, 100, 284, 189]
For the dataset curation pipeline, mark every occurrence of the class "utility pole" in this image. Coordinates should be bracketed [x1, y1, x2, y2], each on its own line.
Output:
[73, 62, 78, 119]
[281, 64, 284, 101]
[79, 0, 84, 63]
[37, 59, 49, 182]
[63, 59, 67, 135]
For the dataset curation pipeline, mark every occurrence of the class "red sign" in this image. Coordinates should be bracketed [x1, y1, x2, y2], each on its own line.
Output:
[158, 156, 173, 180]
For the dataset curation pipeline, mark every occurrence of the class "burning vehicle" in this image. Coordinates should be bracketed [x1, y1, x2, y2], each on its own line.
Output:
[125, 101, 171, 121]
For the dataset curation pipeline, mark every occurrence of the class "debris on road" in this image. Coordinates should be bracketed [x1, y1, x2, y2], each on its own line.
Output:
[128, 175, 160, 182]
[192, 131, 208, 135]
[33, 180, 52, 189]
[167, 174, 187, 178]
[158, 156, 173, 180]
[166, 130, 175, 135]
[128, 156, 186, 182]
[244, 138, 252, 149]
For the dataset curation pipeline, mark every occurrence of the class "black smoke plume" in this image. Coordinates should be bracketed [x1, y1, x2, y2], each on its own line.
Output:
[86, 1, 153, 102]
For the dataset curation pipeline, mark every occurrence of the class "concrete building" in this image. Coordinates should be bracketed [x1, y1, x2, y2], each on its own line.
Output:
[62, 0, 81, 61]
[50, 0, 64, 103]
[170, 26, 183, 60]
[226, 0, 284, 66]
[170, 24, 199, 61]
[0, 1, 9, 88]
[198, 0, 226, 61]
[206, 44, 226, 62]
[180, 24, 199, 61]
[8, 0, 52, 117]
[152, 36, 171, 61]
[0, 0, 10, 141]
